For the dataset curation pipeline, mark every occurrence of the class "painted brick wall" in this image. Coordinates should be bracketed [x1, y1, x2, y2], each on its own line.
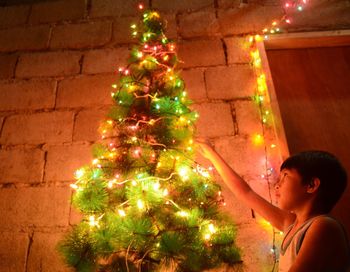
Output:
[0, 0, 349, 271]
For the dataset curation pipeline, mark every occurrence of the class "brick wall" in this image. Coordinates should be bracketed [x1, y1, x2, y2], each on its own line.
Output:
[0, 0, 349, 271]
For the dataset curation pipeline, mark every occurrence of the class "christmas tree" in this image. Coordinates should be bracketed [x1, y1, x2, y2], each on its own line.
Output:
[59, 6, 241, 272]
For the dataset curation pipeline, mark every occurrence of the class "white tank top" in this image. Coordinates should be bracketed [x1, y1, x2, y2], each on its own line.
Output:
[278, 215, 348, 272]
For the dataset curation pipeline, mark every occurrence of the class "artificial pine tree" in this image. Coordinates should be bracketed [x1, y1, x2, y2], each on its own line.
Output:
[59, 6, 241, 272]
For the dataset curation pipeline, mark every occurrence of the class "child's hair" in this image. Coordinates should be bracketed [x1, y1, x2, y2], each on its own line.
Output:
[280, 150, 347, 213]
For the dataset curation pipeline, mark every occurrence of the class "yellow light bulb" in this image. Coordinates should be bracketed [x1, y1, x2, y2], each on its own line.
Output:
[137, 199, 144, 209]
[252, 134, 264, 146]
[75, 169, 85, 179]
[178, 211, 189, 217]
[209, 223, 216, 233]
[118, 209, 126, 217]
[204, 233, 211, 240]
[70, 184, 78, 190]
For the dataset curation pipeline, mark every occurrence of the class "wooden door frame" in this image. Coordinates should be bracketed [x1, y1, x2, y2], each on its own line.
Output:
[256, 29, 350, 160]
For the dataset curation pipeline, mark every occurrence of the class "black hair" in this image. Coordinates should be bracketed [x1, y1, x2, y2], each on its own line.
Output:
[280, 150, 347, 213]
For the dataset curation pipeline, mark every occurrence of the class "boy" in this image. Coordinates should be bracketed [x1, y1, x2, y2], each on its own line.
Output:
[197, 141, 350, 272]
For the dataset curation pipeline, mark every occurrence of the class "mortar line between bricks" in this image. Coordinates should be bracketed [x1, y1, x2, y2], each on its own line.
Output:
[86, 0, 92, 18]
[53, 80, 58, 109]
[221, 38, 228, 66]
[47, 25, 53, 50]
[25, 4, 33, 24]
[78, 54, 84, 74]
[41, 150, 48, 185]
[0, 115, 7, 138]
[71, 111, 79, 143]
[202, 68, 209, 100]
[230, 102, 239, 136]
[24, 230, 34, 272]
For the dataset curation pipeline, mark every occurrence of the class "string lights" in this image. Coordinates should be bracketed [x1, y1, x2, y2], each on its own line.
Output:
[262, 0, 310, 39]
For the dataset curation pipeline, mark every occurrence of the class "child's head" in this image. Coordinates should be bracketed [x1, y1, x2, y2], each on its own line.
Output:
[280, 150, 347, 213]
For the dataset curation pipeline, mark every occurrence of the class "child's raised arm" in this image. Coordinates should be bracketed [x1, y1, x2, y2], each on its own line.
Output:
[197, 140, 295, 231]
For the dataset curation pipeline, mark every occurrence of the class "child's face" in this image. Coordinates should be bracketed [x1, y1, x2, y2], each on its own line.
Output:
[275, 168, 310, 212]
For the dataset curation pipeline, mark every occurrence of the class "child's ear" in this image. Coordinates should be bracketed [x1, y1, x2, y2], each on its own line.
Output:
[306, 178, 320, 193]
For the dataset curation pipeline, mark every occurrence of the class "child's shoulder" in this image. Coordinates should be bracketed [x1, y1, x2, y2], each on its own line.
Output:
[301, 215, 350, 269]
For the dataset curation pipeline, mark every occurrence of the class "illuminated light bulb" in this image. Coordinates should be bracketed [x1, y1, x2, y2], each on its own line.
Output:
[279, 231, 284, 235]
[153, 46, 157, 51]
[163, 189, 169, 196]
[270, 248, 275, 253]
[132, 180, 137, 186]
[263, 118, 267, 123]
[255, 35, 262, 42]
[165, 200, 170, 204]
[163, 55, 169, 61]
[124, 69, 130, 75]
[270, 144, 277, 148]
[178, 211, 189, 217]
[167, 68, 172, 72]
[108, 180, 114, 188]
[118, 67, 123, 72]
[189, 139, 193, 144]
[118, 209, 126, 217]
[75, 169, 85, 179]
[208, 166, 213, 171]
[276, 28, 280, 32]
[270, 29, 275, 34]
[137, 199, 144, 209]
[285, 2, 290, 7]
[285, 18, 291, 24]
[92, 159, 99, 165]
[70, 184, 78, 190]
[111, 92, 115, 97]
[178, 166, 189, 178]
[136, 51, 143, 58]
[252, 133, 264, 146]
[138, 3, 144, 9]
[261, 174, 265, 178]
[204, 233, 211, 240]
[169, 44, 175, 51]
[131, 24, 137, 29]
[218, 191, 222, 196]
[264, 35, 269, 40]
[112, 84, 117, 89]
[155, 104, 160, 110]
[169, 76, 174, 80]
[89, 215, 99, 227]
[144, 44, 149, 49]
[272, 21, 277, 26]
[153, 183, 160, 190]
[248, 35, 254, 43]
[132, 31, 137, 36]
[263, 28, 268, 33]
[297, 5, 303, 11]
[162, 38, 167, 43]
[131, 136, 137, 142]
[209, 224, 216, 233]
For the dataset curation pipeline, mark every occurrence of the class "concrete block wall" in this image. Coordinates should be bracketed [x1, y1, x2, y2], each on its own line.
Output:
[0, 0, 349, 271]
